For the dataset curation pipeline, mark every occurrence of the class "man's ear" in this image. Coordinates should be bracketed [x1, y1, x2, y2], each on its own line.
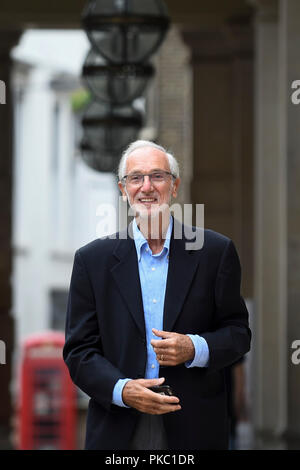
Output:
[118, 181, 127, 201]
[172, 177, 181, 199]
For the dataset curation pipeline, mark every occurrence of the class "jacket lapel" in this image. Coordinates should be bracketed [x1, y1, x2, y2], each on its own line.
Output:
[163, 219, 203, 332]
[110, 223, 146, 339]
[110, 218, 203, 338]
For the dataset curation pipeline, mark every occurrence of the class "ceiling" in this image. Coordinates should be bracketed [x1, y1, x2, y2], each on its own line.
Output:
[0, 0, 253, 31]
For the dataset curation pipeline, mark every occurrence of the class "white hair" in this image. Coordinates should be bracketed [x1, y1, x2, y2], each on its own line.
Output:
[118, 140, 180, 181]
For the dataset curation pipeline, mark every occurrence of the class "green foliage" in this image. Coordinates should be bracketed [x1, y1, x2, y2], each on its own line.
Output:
[71, 88, 92, 112]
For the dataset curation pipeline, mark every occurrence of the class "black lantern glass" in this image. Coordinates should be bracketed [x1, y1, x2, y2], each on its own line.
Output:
[80, 142, 121, 173]
[82, 48, 155, 105]
[82, 0, 170, 64]
[80, 101, 143, 171]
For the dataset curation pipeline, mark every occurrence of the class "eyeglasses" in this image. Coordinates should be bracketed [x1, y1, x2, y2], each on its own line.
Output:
[121, 170, 176, 187]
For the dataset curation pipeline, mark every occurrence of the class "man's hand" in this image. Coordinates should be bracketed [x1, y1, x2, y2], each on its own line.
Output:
[151, 329, 195, 366]
[122, 377, 181, 415]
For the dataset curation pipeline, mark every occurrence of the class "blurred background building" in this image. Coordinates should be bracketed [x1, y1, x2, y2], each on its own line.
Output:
[0, 0, 299, 450]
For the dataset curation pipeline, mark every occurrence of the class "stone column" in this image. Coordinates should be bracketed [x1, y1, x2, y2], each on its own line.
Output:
[252, 0, 300, 448]
[182, 24, 254, 298]
[50, 75, 79, 253]
[0, 30, 22, 449]
[251, 0, 288, 448]
[278, 0, 300, 448]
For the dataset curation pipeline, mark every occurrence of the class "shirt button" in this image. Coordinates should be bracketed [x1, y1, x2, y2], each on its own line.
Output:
[152, 299, 157, 303]
[151, 267, 155, 271]
[151, 364, 155, 369]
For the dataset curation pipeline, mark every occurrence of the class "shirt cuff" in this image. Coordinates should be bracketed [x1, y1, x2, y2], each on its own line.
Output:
[112, 378, 132, 408]
[185, 335, 209, 368]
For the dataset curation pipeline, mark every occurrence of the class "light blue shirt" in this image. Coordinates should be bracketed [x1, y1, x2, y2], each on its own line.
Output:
[112, 216, 209, 407]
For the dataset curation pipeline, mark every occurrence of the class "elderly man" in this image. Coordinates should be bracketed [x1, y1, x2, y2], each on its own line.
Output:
[63, 140, 251, 450]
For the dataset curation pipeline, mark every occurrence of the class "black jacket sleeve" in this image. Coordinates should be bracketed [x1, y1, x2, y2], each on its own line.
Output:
[201, 239, 251, 371]
[63, 249, 126, 410]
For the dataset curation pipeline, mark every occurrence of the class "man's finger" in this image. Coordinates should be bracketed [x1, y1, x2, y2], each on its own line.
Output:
[152, 328, 173, 339]
[150, 339, 170, 349]
[138, 377, 165, 388]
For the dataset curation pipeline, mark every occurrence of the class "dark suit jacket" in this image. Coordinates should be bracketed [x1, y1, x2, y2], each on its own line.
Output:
[63, 218, 251, 450]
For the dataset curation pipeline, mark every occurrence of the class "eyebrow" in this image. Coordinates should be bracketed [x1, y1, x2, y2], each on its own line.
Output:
[128, 168, 169, 174]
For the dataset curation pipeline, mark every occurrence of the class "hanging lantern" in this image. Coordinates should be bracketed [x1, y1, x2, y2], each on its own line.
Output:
[82, 0, 170, 64]
[82, 48, 155, 105]
[80, 101, 143, 171]
[79, 141, 121, 173]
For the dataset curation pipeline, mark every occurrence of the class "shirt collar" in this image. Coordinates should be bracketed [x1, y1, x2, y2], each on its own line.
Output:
[133, 215, 173, 262]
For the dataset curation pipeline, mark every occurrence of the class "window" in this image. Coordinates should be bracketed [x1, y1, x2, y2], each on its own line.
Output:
[50, 290, 68, 331]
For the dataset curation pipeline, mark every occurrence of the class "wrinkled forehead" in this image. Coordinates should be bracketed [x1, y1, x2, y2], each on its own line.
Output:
[126, 147, 170, 174]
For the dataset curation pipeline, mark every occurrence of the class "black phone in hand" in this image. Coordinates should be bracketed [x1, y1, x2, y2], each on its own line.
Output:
[149, 385, 174, 396]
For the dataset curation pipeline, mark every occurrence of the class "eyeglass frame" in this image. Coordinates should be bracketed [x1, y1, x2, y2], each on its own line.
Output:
[121, 170, 177, 186]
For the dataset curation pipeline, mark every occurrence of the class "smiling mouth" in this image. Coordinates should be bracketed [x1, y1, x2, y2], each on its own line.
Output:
[138, 198, 158, 204]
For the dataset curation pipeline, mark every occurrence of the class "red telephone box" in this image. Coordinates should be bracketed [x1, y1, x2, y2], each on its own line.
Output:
[17, 331, 76, 450]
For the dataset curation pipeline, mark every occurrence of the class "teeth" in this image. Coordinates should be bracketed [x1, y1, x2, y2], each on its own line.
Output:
[140, 199, 156, 202]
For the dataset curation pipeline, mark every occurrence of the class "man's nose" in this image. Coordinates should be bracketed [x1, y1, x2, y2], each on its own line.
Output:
[140, 175, 153, 191]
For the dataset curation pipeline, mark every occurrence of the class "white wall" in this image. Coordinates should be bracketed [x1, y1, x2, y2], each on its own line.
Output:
[11, 31, 118, 351]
